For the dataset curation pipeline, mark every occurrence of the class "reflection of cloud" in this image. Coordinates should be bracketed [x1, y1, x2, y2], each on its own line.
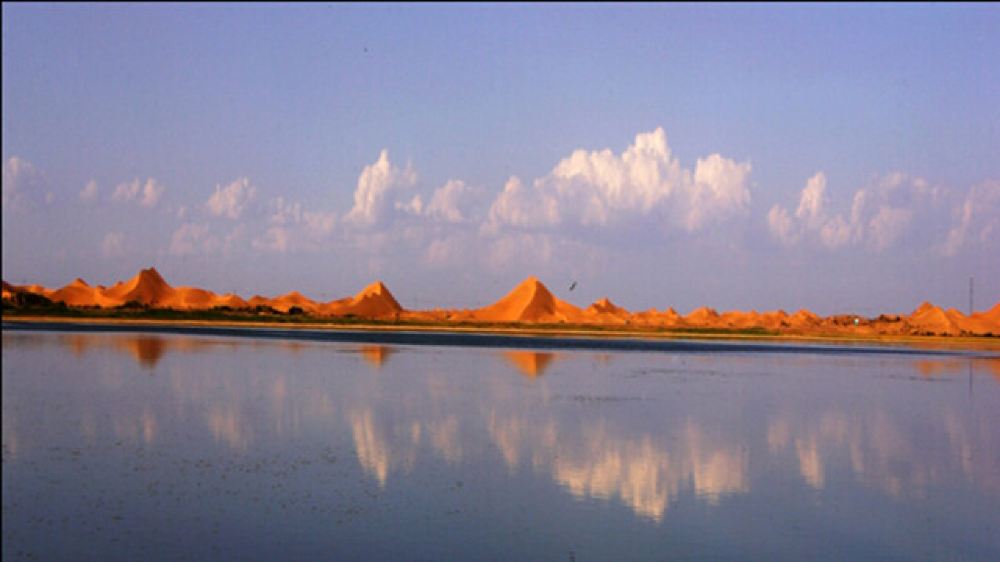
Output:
[488, 416, 748, 521]
[501, 351, 556, 378]
[795, 438, 824, 489]
[767, 419, 790, 452]
[428, 416, 462, 464]
[768, 405, 1000, 499]
[350, 409, 391, 487]
[207, 403, 251, 450]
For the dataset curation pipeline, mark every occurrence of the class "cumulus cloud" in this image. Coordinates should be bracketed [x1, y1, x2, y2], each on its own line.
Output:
[2, 156, 44, 211]
[767, 171, 937, 252]
[344, 150, 417, 226]
[484, 127, 751, 233]
[206, 177, 257, 219]
[423, 180, 480, 223]
[170, 223, 217, 256]
[80, 180, 99, 201]
[112, 178, 165, 208]
[101, 231, 125, 258]
[940, 179, 1000, 256]
[250, 196, 338, 253]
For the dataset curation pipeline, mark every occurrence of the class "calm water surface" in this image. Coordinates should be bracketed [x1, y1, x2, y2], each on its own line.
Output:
[2, 330, 999, 561]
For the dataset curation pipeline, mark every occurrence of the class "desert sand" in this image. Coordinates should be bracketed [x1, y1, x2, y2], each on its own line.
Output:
[3, 267, 999, 338]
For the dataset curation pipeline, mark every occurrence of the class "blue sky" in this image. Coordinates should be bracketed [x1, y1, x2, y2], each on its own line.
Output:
[3, 3, 998, 314]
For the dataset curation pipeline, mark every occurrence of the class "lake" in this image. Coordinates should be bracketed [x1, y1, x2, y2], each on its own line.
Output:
[2, 328, 999, 561]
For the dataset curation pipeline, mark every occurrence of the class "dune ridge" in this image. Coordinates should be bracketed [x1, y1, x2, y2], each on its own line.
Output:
[3, 268, 998, 337]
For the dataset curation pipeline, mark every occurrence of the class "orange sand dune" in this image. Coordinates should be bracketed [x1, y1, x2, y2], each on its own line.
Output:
[720, 310, 760, 329]
[469, 277, 587, 324]
[5, 267, 1000, 338]
[788, 309, 821, 328]
[270, 291, 320, 314]
[685, 306, 720, 326]
[319, 281, 404, 319]
[908, 302, 963, 336]
[632, 307, 683, 327]
[585, 297, 631, 325]
[322, 281, 403, 319]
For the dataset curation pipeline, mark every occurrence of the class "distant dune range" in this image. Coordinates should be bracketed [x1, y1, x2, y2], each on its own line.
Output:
[3, 267, 999, 337]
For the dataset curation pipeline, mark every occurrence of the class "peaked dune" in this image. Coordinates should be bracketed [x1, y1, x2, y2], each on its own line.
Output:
[585, 297, 630, 324]
[685, 306, 720, 326]
[472, 277, 586, 323]
[49, 279, 104, 307]
[908, 302, 962, 336]
[323, 281, 403, 319]
[114, 267, 176, 306]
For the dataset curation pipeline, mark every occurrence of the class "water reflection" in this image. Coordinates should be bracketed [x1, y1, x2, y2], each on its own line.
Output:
[3, 332, 999, 560]
[359, 345, 394, 370]
[501, 351, 556, 378]
[915, 357, 1000, 382]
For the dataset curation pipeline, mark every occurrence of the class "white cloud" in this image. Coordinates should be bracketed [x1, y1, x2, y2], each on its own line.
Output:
[101, 231, 125, 258]
[252, 227, 290, 253]
[80, 180, 99, 201]
[767, 171, 935, 252]
[939, 179, 1000, 256]
[424, 180, 479, 223]
[206, 177, 257, 219]
[767, 205, 796, 246]
[250, 196, 338, 253]
[484, 127, 751, 234]
[484, 177, 560, 233]
[795, 172, 827, 226]
[112, 178, 165, 208]
[344, 150, 417, 226]
[169, 223, 219, 256]
[2, 156, 44, 211]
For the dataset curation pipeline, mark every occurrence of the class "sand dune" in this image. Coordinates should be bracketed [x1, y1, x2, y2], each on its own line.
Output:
[585, 298, 631, 325]
[4, 268, 998, 337]
[685, 307, 721, 326]
[470, 276, 587, 324]
[322, 281, 403, 319]
[908, 302, 963, 336]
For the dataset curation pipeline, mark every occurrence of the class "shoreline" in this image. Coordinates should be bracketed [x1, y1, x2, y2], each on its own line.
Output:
[4, 315, 999, 354]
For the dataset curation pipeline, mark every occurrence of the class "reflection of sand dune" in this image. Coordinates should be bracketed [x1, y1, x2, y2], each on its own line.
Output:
[120, 336, 167, 369]
[58, 333, 319, 370]
[359, 345, 394, 370]
[915, 358, 1000, 382]
[63, 334, 167, 368]
[501, 351, 556, 378]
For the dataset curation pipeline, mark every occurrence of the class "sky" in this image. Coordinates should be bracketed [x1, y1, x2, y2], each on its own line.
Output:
[3, 3, 999, 315]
